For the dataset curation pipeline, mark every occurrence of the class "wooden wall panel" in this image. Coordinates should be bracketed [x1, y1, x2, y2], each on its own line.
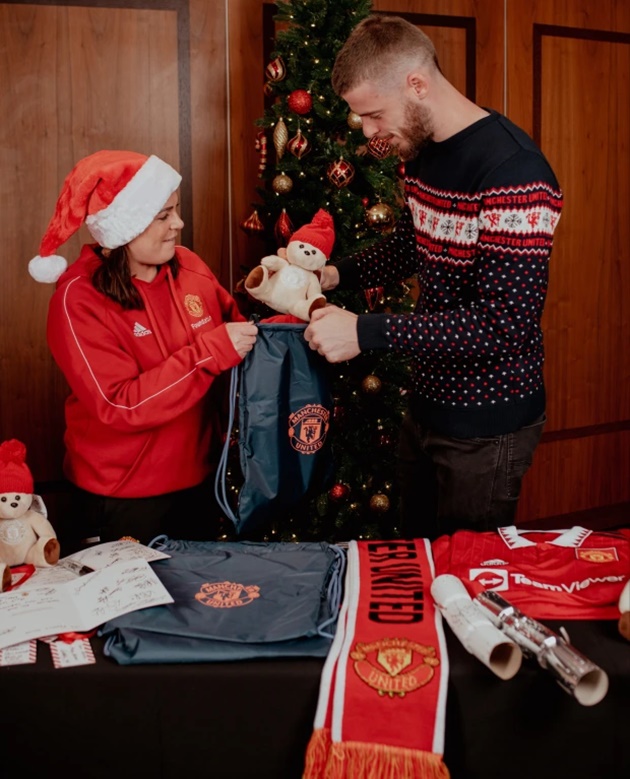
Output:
[0, 0, 222, 485]
[227, 0, 273, 289]
[508, 0, 630, 522]
[518, 429, 630, 519]
[189, 0, 229, 281]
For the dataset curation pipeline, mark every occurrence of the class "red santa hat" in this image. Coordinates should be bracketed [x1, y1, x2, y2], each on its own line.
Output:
[28, 150, 182, 283]
[290, 209, 335, 259]
[0, 440, 34, 494]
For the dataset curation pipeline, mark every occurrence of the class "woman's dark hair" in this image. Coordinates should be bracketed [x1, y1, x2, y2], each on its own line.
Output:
[92, 246, 180, 310]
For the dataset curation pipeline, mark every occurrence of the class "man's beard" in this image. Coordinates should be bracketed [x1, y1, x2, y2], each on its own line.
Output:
[397, 99, 434, 161]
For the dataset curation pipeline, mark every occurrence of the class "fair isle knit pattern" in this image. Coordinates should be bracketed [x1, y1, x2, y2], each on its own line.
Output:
[344, 111, 563, 438]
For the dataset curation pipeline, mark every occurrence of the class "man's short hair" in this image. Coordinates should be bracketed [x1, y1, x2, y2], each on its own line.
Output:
[332, 15, 440, 96]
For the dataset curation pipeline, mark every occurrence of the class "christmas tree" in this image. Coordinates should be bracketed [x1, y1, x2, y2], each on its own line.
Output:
[233, 0, 415, 542]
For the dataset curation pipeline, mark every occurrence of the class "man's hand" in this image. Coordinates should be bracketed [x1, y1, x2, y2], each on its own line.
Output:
[304, 306, 360, 362]
[320, 265, 340, 291]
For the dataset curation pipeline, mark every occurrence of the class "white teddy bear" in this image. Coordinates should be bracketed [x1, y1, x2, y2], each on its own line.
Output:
[0, 439, 60, 591]
[244, 209, 335, 322]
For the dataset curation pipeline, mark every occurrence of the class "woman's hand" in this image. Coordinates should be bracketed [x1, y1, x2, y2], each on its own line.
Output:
[225, 322, 258, 358]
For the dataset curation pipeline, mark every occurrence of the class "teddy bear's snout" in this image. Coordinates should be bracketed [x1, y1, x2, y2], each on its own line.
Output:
[11, 502, 19, 508]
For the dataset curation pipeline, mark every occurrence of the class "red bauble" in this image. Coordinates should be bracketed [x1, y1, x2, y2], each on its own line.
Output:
[361, 197, 370, 208]
[329, 483, 350, 502]
[396, 161, 406, 178]
[364, 286, 384, 311]
[274, 208, 294, 247]
[287, 89, 313, 115]
[287, 129, 311, 159]
[239, 209, 264, 235]
[367, 137, 392, 159]
[265, 56, 286, 82]
[327, 158, 355, 189]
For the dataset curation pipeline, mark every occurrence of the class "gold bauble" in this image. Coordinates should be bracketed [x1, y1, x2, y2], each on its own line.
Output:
[365, 202, 395, 231]
[347, 111, 363, 130]
[361, 374, 382, 394]
[369, 493, 390, 513]
[273, 117, 289, 160]
[272, 173, 293, 194]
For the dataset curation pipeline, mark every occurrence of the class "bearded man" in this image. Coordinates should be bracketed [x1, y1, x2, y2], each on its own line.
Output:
[304, 14, 563, 540]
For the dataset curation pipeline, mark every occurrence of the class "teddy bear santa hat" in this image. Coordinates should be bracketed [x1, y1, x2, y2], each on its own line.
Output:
[290, 208, 335, 259]
[0, 439, 34, 494]
[28, 150, 182, 283]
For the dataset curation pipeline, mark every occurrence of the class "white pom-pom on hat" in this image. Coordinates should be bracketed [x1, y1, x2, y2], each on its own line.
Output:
[30, 150, 181, 284]
[28, 254, 68, 284]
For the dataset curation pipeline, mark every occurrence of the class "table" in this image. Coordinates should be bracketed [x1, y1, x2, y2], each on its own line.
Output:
[1, 618, 628, 778]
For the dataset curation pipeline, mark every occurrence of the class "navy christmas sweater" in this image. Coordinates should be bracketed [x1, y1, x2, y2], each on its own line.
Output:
[335, 110, 563, 438]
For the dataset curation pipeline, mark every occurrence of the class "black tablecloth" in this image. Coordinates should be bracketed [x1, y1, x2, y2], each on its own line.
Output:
[1, 619, 628, 778]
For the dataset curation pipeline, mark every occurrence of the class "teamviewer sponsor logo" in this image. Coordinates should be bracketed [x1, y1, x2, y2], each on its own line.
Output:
[469, 568, 509, 591]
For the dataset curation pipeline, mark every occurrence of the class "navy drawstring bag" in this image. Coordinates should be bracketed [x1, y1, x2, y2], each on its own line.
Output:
[215, 322, 334, 536]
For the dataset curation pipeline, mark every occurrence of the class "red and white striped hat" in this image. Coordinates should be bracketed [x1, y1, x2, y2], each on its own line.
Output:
[29, 150, 181, 283]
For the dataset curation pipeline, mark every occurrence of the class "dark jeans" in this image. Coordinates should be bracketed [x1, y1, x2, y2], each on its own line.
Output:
[68, 478, 228, 550]
[397, 412, 546, 540]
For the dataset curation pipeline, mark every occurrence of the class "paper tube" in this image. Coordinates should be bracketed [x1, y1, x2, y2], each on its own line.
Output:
[431, 574, 522, 680]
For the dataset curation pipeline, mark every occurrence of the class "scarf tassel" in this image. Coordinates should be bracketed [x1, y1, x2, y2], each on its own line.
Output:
[303, 729, 450, 779]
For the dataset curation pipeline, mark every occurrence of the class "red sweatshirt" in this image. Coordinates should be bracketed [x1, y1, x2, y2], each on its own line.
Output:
[47, 245, 245, 498]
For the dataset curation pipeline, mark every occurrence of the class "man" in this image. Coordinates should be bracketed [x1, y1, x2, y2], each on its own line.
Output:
[304, 15, 563, 540]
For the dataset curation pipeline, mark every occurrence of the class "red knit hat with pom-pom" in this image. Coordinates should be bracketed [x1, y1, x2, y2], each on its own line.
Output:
[0, 439, 34, 494]
[290, 209, 335, 259]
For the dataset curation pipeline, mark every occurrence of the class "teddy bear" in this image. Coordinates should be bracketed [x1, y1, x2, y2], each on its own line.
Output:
[244, 208, 335, 322]
[0, 439, 60, 591]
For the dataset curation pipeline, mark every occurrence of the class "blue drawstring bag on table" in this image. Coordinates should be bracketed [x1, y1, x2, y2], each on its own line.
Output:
[100, 537, 346, 664]
[215, 322, 334, 536]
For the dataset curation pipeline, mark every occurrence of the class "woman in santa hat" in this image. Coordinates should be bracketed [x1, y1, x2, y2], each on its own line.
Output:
[29, 150, 258, 546]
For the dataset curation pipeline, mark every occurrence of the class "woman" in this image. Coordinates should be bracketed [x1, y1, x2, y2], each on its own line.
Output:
[29, 150, 258, 545]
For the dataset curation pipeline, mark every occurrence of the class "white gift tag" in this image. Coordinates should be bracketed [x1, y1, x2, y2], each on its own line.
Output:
[0, 639, 37, 666]
[50, 638, 96, 668]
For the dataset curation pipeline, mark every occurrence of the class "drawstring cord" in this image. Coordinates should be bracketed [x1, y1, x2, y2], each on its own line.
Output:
[214, 365, 240, 526]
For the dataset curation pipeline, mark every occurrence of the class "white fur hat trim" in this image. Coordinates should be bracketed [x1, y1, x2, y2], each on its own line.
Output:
[85, 155, 182, 249]
[28, 254, 68, 284]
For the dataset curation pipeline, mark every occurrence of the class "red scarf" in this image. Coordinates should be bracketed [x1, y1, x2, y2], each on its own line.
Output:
[304, 539, 450, 778]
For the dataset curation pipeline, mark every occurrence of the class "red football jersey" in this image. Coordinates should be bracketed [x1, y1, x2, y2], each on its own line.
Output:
[432, 526, 630, 620]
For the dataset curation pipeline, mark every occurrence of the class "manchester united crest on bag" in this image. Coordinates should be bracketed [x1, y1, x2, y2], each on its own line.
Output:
[215, 323, 334, 536]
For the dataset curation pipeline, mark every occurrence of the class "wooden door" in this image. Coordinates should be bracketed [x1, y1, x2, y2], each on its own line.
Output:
[507, 0, 630, 523]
